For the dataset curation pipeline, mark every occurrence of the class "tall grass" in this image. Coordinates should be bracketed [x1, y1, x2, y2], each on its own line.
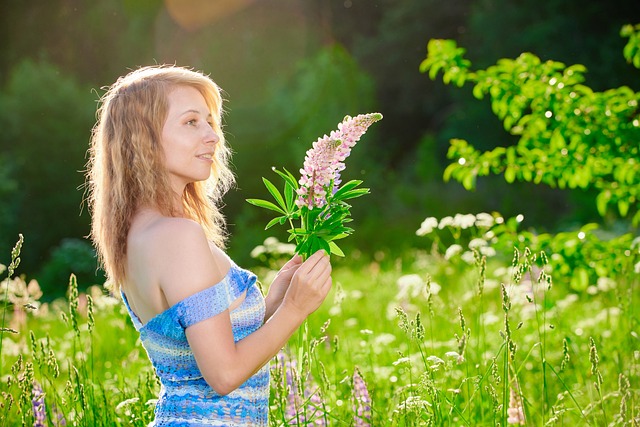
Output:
[1, 233, 638, 425]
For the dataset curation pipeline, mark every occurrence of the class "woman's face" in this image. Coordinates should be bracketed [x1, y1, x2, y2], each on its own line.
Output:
[160, 85, 220, 194]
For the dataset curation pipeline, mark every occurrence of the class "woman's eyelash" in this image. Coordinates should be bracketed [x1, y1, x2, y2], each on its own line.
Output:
[186, 118, 214, 127]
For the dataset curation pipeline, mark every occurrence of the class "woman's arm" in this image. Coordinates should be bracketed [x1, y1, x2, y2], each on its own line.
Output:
[155, 220, 332, 396]
[187, 250, 331, 395]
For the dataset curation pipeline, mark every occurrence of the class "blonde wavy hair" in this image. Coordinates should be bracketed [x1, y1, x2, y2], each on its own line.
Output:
[85, 65, 235, 293]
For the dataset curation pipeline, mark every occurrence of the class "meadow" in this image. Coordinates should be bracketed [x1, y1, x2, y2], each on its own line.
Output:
[1, 212, 637, 426]
[1, 6, 639, 427]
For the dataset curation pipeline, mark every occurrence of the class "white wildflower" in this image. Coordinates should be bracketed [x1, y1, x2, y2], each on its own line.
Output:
[396, 274, 426, 299]
[475, 212, 495, 228]
[116, 397, 140, 411]
[468, 238, 487, 249]
[428, 281, 442, 296]
[445, 351, 465, 364]
[444, 244, 463, 260]
[373, 333, 396, 347]
[454, 213, 476, 229]
[438, 216, 454, 229]
[416, 217, 438, 236]
[329, 305, 342, 317]
[393, 357, 411, 366]
[479, 246, 497, 257]
[427, 355, 445, 368]
[350, 290, 364, 299]
[461, 251, 476, 264]
[250, 245, 265, 259]
[596, 277, 615, 292]
[394, 396, 432, 414]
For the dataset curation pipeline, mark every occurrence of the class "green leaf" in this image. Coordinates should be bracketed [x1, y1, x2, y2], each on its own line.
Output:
[443, 163, 458, 182]
[505, 166, 516, 183]
[318, 238, 331, 255]
[328, 241, 345, 257]
[246, 198, 286, 215]
[462, 172, 476, 190]
[262, 177, 287, 211]
[570, 267, 589, 292]
[328, 233, 349, 241]
[284, 182, 295, 211]
[265, 216, 284, 230]
[596, 191, 611, 216]
[335, 188, 370, 200]
[332, 180, 363, 199]
[273, 167, 299, 191]
[618, 198, 630, 217]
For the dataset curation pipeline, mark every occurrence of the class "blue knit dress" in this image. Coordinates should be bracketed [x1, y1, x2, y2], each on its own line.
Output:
[122, 261, 270, 426]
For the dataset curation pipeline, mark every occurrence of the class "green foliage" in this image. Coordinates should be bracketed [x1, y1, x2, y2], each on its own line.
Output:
[262, 44, 377, 166]
[3, 239, 638, 425]
[1, 277, 157, 426]
[0, 59, 95, 274]
[247, 167, 369, 258]
[421, 25, 640, 225]
[223, 44, 378, 263]
[37, 239, 105, 300]
[416, 212, 640, 294]
[621, 24, 640, 68]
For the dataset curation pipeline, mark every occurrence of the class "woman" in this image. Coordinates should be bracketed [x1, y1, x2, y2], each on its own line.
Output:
[86, 65, 333, 426]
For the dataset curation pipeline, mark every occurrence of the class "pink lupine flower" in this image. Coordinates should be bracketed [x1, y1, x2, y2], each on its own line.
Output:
[248, 111, 382, 258]
[353, 369, 372, 426]
[52, 404, 67, 426]
[507, 384, 525, 425]
[277, 353, 327, 425]
[296, 113, 383, 209]
[32, 381, 46, 427]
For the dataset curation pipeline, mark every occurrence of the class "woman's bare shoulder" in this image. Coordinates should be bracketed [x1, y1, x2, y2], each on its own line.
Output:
[130, 214, 204, 252]
[129, 214, 229, 304]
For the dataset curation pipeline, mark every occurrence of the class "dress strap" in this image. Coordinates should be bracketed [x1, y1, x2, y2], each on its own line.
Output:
[173, 265, 255, 328]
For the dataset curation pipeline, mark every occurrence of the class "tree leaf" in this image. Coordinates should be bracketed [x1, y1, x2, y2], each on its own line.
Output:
[618, 198, 630, 217]
[596, 191, 611, 217]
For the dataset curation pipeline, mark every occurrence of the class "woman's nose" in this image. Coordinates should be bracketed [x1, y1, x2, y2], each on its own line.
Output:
[205, 126, 220, 145]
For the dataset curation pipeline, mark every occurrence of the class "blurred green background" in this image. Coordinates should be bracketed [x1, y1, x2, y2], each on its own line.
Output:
[1, 0, 639, 299]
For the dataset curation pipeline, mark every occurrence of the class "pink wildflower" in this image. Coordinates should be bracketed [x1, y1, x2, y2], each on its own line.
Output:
[277, 353, 326, 425]
[32, 381, 46, 427]
[507, 384, 525, 425]
[353, 369, 372, 426]
[296, 113, 382, 209]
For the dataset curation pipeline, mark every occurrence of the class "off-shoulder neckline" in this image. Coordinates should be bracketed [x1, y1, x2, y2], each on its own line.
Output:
[122, 263, 239, 331]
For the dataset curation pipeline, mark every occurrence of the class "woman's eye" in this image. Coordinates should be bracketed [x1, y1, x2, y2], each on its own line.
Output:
[187, 119, 197, 126]
[207, 121, 215, 128]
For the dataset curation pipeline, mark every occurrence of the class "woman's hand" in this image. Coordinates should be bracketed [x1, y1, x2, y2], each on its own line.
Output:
[282, 250, 332, 318]
[264, 254, 303, 320]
